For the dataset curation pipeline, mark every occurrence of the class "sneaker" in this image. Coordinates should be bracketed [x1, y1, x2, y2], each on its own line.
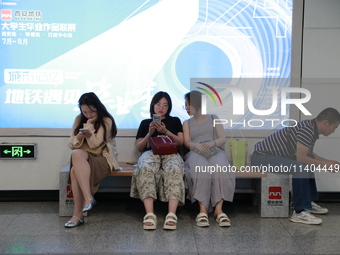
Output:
[306, 202, 328, 215]
[290, 211, 322, 225]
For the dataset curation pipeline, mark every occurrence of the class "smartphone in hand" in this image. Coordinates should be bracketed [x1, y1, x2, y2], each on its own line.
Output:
[79, 128, 90, 133]
[153, 114, 161, 124]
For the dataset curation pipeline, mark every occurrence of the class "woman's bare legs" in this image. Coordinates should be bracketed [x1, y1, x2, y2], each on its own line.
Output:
[67, 149, 92, 223]
[214, 200, 230, 226]
[165, 199, 179, 226]
[214, 200, 224, 216]
[143, 199, 179, 227]
[196, 201, 209, 225]
[199, 202, 208, 214]
[143, 197, 155, 226]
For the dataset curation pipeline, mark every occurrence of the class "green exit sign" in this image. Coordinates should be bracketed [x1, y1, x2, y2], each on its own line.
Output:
[0, 144, 36, 159]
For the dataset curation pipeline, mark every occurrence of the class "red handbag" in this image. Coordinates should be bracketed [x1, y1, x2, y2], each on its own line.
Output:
[149, 135, 178, 155]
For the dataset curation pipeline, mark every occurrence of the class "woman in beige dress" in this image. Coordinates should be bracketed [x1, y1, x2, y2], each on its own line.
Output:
[65, 92, 119, 228]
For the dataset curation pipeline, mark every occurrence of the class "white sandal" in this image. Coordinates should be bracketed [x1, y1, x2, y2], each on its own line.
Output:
[143, 212, 157, 230]
[195, 213, 209, 227]
[216, 213, 231, 227]
[163, 212, 178, 230]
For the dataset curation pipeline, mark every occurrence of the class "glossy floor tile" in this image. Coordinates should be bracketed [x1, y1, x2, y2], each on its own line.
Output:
[0, 198, 339, 255]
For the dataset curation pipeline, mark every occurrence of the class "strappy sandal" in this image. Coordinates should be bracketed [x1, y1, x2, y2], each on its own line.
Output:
[163, 212, 178, 230]
[82, 197, 97, 213]
[143, 212, 157, 230]
[64, 216, 84, 228]
[216, 213, 231, 227]
[195, 213, 209, 227]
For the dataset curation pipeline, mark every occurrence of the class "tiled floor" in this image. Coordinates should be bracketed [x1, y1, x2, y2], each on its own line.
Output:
[0, 197, 340, 255]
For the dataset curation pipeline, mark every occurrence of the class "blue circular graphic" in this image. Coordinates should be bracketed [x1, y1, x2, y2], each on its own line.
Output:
[175, 41, 233, 89]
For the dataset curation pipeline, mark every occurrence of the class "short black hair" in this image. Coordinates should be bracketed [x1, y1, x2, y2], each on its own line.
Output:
[184, 90, 202, 110]
[316, 107, 340, 124]
[149, 91, 172, 118]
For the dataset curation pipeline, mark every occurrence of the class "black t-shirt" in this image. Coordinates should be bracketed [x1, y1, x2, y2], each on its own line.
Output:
[136, 116, 183, 151]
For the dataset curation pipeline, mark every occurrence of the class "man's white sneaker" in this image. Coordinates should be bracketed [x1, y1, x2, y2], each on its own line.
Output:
[306, 202, 328, 215]
[290, 211, 322, 225]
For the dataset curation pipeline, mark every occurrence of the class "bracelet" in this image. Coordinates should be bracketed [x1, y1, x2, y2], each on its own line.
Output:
[213, 140, 217, 146]
[164, 129, 168, 135]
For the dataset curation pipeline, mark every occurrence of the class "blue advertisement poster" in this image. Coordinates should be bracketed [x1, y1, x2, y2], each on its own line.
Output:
[0, 0, 293, 129]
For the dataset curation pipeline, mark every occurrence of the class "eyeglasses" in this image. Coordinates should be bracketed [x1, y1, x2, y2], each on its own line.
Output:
[182, 105, 190, 110]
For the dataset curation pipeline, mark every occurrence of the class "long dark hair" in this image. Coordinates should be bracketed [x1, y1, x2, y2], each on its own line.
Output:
[149, 91, 172, 118]
[74, 92, 117, 140]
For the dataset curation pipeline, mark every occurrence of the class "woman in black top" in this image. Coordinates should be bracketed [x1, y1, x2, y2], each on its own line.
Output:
[130, 91, 185, 230]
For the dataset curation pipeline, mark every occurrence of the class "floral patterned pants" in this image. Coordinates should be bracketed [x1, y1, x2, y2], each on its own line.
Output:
[130, 150, 185, 205]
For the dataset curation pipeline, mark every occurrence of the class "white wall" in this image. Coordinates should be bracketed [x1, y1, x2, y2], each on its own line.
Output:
[0, 135, 71, 190]
[301, 0, 340, 191]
